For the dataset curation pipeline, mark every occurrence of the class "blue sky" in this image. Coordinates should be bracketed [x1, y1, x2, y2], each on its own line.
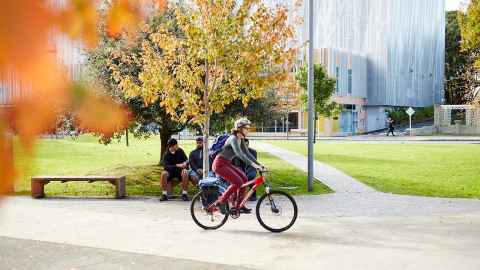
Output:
[446, 0, 470, 10]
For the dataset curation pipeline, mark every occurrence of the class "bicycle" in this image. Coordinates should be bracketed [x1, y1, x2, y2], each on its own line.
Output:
[190, 170, 298, 233]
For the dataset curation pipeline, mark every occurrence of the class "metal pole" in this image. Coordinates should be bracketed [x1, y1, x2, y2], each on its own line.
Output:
[409, 115, 412, 136]
[307, 0, 314, 192]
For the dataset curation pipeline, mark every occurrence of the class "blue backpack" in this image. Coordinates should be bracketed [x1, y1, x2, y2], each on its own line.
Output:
[208, 134, 230, 160]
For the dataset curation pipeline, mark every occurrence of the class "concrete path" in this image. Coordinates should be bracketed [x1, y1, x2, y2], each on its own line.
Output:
[254, 142, 376, 193]
[1, 196, 480, 270]
[0, 236, 252, 270]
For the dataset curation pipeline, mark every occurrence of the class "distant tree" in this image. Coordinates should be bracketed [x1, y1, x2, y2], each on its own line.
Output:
[275, 74, 300, 139]
[445, 10, 479, 104]
[459, 0, 480, 68]
[296, 64, 338, 121]
[87, 7, 186, 162]
[209, 90, 280, 135]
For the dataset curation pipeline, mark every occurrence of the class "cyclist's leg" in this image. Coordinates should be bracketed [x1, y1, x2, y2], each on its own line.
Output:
[229, 165, 248, 201]
[213, 158, 243, 203]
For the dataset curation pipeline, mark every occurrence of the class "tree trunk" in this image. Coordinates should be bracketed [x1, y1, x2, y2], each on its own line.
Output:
[159, 131, 172, 165]
[314, 113, 317, 144]
[286, 112, 289, 140]
[202, 61, 210, 179]
[125, 129, 129, 147]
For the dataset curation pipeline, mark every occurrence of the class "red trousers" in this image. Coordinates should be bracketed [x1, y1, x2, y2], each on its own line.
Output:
[212, 155, 247, 204]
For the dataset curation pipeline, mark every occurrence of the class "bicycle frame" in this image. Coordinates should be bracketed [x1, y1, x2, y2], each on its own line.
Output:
[233, 172, 269, 209]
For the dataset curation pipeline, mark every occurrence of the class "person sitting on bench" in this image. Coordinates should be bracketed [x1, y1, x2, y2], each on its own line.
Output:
[160, 138, 193, 201]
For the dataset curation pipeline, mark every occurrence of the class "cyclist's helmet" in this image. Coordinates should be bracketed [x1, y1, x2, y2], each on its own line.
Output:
[234, 118, 251, 130]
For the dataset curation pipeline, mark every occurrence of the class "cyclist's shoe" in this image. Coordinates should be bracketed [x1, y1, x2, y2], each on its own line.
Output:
[181, 193, 189, 201]
[239, 206, 252, 214]
[218, 203, 227, 215]
[159, 194, 168, 201]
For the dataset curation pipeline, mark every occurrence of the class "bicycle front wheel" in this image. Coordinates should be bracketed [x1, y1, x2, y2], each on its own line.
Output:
[191, 189, 229, 230]
[256, 190, 298, 233]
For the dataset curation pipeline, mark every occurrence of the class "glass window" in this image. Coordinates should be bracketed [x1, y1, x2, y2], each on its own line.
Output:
[347, 69, 352, 94]
[336, 67, 340, 93]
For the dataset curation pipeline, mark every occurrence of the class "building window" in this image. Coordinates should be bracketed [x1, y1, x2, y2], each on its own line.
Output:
[336, 67, 340, 93]
[347, 69, 352, 94]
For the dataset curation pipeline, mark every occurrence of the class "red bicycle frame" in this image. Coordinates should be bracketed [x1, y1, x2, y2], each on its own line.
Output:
[231, 175, 266, 209]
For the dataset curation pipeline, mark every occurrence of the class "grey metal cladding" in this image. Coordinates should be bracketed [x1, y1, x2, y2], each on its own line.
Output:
[268, 0, 445, 107]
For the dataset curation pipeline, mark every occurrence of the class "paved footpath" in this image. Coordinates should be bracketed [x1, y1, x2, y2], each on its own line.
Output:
[1, 194, 480, 270]
[254, 142, 375, 193]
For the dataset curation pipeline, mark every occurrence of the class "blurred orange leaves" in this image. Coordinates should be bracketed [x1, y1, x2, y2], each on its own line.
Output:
[0, 0, 165, 197]
[107, 0, 141, 37]
[57, 0, 99, 48]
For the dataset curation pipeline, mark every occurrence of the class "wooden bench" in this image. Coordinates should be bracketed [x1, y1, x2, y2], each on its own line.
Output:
[31, 176, 126, 199]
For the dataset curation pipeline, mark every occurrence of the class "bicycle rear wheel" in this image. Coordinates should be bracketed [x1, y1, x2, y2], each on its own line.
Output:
[256, 190, 297, 233]
[190, 189, 229, 230]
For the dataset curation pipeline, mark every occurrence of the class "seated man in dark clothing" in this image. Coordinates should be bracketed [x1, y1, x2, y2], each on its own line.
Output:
[160, 138, 191, 201]
[188, 136, 204, 183]
[232, 138, 258, 201]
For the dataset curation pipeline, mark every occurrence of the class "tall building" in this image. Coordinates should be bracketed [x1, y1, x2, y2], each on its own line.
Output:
[289, 0, 446, 135]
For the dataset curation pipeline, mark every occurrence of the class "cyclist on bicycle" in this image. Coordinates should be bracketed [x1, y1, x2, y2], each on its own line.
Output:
[212, 118, 265, 214]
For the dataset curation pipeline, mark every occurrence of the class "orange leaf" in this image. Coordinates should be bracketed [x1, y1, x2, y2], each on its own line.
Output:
[106, 0, 141, 37]
[0, 0, 53, 79]
[76, 93, 131, 137]
[56, 0, 99, 49]
[0, 117, 15, 197]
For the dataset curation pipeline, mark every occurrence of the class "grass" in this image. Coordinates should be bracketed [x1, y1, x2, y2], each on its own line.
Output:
[13, 135, 331, 197]
[268, 140, 480, 198]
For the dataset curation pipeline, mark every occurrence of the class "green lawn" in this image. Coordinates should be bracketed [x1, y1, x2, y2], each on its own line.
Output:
[13, 135, 330, 197]
[268, 141, 480, 198]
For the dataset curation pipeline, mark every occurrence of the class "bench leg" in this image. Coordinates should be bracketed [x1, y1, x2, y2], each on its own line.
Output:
[31, 181, 45, 199]
[115, 177, 126, 199]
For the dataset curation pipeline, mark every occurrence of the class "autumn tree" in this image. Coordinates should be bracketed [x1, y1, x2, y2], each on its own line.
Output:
[87, 7, 187, 160]
[446, 11, 479, 104]
[118, 0, 298, 176]
[459, 0, 480, 68]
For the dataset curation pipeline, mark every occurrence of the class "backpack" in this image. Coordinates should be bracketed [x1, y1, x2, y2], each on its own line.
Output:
[208, 134, 230, 160]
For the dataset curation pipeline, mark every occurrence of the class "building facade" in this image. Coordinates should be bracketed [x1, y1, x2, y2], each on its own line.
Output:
[292, 0, 446, 135]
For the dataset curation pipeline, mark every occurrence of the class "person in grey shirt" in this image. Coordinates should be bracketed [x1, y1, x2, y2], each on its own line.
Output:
[188, 136, 204, 183]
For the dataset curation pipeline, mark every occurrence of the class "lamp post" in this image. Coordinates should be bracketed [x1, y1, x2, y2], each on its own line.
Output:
[307, 0, 314, 192]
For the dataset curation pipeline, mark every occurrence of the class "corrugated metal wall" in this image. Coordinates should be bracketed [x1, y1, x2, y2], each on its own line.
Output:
[304, 0, 445, 107]
[316, 48, 367, 99]
[267, 0, 445, 107]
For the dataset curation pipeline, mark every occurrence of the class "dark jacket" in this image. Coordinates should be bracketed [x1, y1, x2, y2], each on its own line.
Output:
[232, 148, 257, 174]
[162, 148, 188, 173]
[189, 148, 203, 172]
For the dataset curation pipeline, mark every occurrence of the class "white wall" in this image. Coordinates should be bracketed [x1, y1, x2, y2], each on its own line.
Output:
[366, 106, 388, 132]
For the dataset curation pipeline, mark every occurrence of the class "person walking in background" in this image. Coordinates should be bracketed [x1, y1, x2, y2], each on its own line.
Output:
[387, 117, 395, 136]
[232, 138, 258, 201]
[160, 138, 191, 201]
[188, 137, 204, 184]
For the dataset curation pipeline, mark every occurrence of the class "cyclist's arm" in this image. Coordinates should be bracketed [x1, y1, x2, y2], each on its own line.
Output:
[241, 140, 260, 166]
[230, 137, 257, 166]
